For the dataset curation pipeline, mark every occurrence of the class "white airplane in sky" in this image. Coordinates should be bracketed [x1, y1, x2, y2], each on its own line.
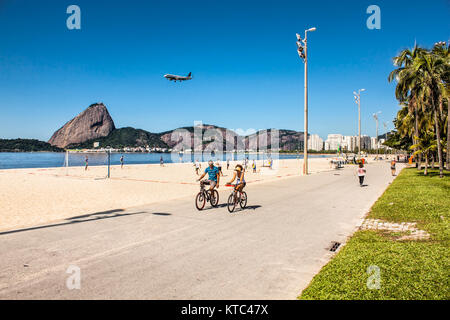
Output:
[164, 72, 192, 82]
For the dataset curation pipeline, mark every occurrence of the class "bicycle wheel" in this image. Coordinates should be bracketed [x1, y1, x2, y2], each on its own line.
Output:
[195, 192, 206, 210]
[239, 191, 247, 209]
[227, 194, 236, 213]
[210, 189, 219, 207]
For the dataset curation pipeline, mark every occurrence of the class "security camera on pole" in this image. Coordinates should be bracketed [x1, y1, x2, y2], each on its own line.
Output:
[296, 27, 316, 175]
[353, 89, 365, 158]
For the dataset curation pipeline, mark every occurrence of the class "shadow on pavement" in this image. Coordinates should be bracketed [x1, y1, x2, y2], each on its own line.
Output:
[199, 204, 262, 212]
[67, 209, 125, 220]
[202, 203, 228, 211]
[0, 210, 148, 236]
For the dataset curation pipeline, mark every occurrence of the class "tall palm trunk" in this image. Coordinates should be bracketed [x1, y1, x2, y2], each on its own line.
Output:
[424, 155, 428, 175]
[433, 108, 444, 178]
[447, 101, 450, 171]
[414, 108, 421, 170]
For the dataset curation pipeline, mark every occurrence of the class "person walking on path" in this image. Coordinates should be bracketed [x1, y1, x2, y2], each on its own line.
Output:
[120, 155, 124, 169]
[357, 163, 366, 187]
[194, 159, 201, 175]
[390, 159, 396, 176]
[85, 156, 89, 171]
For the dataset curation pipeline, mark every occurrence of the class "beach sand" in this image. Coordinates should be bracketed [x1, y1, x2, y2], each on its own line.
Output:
[0, 158, 335, 232]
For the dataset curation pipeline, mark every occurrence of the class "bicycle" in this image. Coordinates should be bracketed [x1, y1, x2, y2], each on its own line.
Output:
[195, 180, 219, 210]
[225, 183, 247, 213]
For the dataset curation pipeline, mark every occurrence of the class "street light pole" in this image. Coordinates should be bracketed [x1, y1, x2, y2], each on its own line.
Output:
[353, 89, 365, 157]
[106, 146, 111, 178]
[373, 111, 381, 160]
[303, 30, 309, 175]
[297, 27, 316, 175]
[383, 122, 388, 159]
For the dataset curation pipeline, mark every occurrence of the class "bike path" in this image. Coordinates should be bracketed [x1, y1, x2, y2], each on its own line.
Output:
[0, 162, 402, 299]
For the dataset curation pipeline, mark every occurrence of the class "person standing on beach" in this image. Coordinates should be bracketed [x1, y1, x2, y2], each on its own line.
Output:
[227, 159, 230, 170]
[216, 160, 223, 176]
[120, 155, 124, 169]
[252, 159, 256, 173]
[85, 156, 89, 171]
[357, 163, 366, 187]
[390, 159, 396, 176]
[160, 156, 164, 167]
[194, 159, 200, 175]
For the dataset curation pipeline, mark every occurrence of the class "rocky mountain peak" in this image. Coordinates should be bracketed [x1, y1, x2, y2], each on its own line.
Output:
[48, 103, 115, 148]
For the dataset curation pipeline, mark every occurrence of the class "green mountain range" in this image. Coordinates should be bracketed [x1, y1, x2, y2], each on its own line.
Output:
[0, 139, 64, 152]
[66, 127, 169, 149]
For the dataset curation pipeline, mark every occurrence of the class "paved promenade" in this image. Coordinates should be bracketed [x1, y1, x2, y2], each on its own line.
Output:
[0, 162, 402, 299]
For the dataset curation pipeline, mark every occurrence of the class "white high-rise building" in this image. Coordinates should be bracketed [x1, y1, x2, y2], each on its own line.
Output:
[342, 136, 358, 152]
[308, 134, 324, 151]
[361, 135, 371, 150]
[325, 134, 344, 151]
[371, 137, 377, 150]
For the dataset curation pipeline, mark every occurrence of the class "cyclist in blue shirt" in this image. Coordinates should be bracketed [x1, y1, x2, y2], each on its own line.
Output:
[197, 160, 220, 191]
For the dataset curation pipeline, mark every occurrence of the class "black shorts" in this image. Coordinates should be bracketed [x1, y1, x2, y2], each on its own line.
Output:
[202, 180, 217, 188]
[235, 181, 246, 189]
[218, 166, 222, 171]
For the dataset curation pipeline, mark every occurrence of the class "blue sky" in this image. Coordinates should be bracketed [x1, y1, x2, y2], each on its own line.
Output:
[0, 0, 449, 141]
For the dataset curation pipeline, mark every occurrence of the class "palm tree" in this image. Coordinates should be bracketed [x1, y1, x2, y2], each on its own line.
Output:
[413, 50, 447, 178]
[390, 43, 449, 177]
[388, 45, 427, 169]
[432, 43, 449, 170]
[410, 132, 437, 175]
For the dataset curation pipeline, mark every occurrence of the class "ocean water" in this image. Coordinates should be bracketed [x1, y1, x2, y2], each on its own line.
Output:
[0, 152, 330, 170]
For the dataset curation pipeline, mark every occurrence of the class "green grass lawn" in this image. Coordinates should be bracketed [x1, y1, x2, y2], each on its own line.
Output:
[299, 168, 450, 300]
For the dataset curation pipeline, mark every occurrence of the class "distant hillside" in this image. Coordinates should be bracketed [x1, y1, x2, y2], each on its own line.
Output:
[67, 127, 169, 149]
[159, 124, 237, 150]
[378, 131, 394, 140]
[244, 129, 305, 151]
[0, 139, 64, 152]
[48, 104, 308, 151]
[62, 125, 307, 151]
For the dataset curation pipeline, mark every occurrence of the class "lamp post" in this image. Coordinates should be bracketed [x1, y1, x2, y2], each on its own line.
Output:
[373, 111, 381, 160]
[296, 27, 316, 175]
[383, 122, 388, 158]
[353, 89, 365, 157]
[106, 146, 111, 178]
